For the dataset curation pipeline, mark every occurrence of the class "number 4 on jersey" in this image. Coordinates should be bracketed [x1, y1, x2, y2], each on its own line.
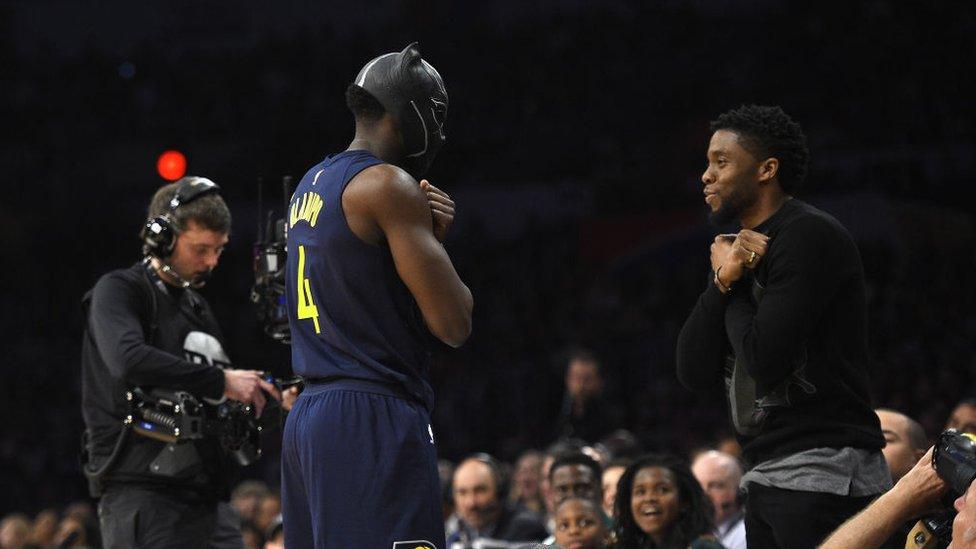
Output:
[296, 245, 321, 334]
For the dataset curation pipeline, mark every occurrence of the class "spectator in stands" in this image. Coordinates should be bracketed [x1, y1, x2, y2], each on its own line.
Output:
[947, 400, 976, 435]
[554, 349, 624, 444]
[602, 459, 630, 519]
[0, 514, 30, 549]
[549, 453, 604, 511]
[53, 514, 90, 548]
[542, 452, 606, 545]
[554, 497, 609, 549]
[540, 439, 588, 532]
[447, 454, 548, 546]
[691, 450, 746, 549]
[231, 480, 270, 523]
[612, 454, 722, 548]
[876, 409, 928, 482]
[254, 493, 281, 538]
[510, 450, 546, 514]
[27, 509, 58, 548]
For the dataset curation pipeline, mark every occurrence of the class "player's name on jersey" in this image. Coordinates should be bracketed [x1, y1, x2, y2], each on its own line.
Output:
[290, 191, 324, 229]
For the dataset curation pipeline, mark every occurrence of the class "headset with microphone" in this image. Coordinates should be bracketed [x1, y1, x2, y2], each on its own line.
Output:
[142, 176, 221, 288]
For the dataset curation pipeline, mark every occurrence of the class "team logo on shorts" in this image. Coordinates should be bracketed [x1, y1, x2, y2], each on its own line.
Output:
[392, 541, 437, 549]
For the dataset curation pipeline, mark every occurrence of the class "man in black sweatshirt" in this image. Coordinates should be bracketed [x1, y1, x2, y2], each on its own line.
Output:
[676, 105, 889, 547]
[81, 177, 279, 548]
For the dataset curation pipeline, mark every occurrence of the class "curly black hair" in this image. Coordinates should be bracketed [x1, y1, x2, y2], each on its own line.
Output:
[345, 84, 386, 123]
[611, 454, 714, 548]
[710, 104, 810, 195]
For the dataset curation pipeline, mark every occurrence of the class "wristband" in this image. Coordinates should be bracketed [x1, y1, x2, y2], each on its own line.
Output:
[714, 265, 732, 293]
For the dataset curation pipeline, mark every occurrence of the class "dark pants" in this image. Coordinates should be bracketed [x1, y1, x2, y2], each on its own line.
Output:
[744, 483, 876, 548]
[98, 486, 243, 549]
[281, 380, 445, 548]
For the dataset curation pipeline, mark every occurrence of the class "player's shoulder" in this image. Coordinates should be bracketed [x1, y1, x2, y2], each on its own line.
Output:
[349, 162, 427, 212]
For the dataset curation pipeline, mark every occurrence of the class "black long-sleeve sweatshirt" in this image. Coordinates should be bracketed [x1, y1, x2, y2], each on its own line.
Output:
[676, 199, 884, 466]
[81, 261, 233, 498]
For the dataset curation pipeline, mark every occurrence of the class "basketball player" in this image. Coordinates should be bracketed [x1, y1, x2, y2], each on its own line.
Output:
[280, 43, 473, 548]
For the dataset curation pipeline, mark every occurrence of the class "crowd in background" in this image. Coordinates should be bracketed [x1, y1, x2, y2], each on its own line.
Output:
[1, 0, 974, 536]
[4, 367, 972, 548]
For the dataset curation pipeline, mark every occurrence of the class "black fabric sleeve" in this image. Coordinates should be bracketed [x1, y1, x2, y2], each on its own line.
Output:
[724, 216, 843, 392]
[676, 278, 732, 393]
[88, 272, 225, 399]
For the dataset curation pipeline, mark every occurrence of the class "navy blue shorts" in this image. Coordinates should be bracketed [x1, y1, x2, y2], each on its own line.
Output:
[281, 379, 444, 548]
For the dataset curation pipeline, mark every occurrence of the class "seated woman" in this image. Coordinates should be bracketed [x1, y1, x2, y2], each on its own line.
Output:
[555, 497, 609, 549]
[611, 454, 723, 548]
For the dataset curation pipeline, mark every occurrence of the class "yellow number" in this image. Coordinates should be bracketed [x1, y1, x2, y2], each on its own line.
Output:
[296, 245, 320, 334]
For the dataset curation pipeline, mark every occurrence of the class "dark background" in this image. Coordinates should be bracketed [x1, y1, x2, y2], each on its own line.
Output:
[1, 0, 974, 514]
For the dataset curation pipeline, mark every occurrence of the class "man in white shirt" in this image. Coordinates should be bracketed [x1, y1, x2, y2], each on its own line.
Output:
[692, 450, 747, 549]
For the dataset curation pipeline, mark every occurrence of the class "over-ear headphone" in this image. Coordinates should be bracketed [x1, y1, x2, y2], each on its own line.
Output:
[142, 176, 221, 259]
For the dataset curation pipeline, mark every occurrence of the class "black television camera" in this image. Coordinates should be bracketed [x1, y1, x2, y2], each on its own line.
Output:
[82, 374, 302, 497]
[251, 176, 292, 343]
[908, 430, 976, 547]
[934, 429, 976, 496]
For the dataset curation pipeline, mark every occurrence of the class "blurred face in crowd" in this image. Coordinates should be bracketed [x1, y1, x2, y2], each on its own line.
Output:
[53, 517, 86, 548]
[554, 498, 608, 549]
[951, 480, 976, 548]
[691, 451, 741, 525]
[631, 467, 682, 544]
[877, 410, 925, 482]
[701, 129, 765, 226]
[601, 465, 626, 518]
[30, 510, 58, 545]
[162, 219, 228, 287]
[566, 359, 603, 403]
[255, 495, 281, 533]
[552, 464, 601, 509]
[0, 515, 30, 549]
[513, 452, 543, 502]
[453, 459, 502, 532]
[948, 404, 976, 435]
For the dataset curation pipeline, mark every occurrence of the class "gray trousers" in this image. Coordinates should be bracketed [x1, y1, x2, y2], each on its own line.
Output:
[98, 486, 243, 549]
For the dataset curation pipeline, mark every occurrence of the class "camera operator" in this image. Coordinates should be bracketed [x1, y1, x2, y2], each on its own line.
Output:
[81, 177, 280, 548]
[823, 434, 976, 548]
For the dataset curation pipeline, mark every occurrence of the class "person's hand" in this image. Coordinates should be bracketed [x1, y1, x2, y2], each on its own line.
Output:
[222, 369, 281, 418]
[732, 229, 770, 270]
[710, 233, 736, 274]
[890, 446, 948, 520]
[420, 179, 455, 243]
[281, 386, 300, 412]
[712, 230, 769, 288]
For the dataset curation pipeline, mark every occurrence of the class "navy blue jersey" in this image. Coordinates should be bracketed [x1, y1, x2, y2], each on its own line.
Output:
[285, 150, 434, 410]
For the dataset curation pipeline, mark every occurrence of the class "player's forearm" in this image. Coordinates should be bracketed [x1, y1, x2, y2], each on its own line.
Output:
[426, 282, 472, 348]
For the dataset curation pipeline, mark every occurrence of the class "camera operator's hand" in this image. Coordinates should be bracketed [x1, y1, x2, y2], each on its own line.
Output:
[891, 446, 948, 519]
[223, 369, 281, 418]
[281, 386, 300, 412]
[821, 447, 947, 549]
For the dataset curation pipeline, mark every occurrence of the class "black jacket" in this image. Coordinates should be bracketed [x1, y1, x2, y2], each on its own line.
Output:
[81, 261, 232, 498]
